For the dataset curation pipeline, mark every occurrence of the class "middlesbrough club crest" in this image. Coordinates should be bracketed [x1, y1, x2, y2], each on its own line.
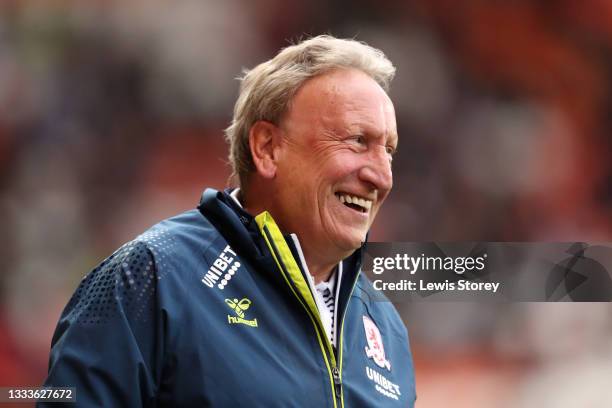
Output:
[363, 315, 391, 371]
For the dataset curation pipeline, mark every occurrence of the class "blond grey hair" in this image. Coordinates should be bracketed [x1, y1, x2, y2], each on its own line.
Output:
[224, 34, 396, 187]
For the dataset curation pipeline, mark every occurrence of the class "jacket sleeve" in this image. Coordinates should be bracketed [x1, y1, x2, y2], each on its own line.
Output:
[39, 241, 161, 407]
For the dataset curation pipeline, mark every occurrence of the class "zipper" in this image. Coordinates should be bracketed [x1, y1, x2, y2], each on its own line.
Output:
[336, 267, 361, 408]
[256, 212, 345, 407]
[332, 366, 342, 399]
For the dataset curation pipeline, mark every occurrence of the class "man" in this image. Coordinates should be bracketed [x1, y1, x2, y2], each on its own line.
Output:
[42, 35, 416, 407]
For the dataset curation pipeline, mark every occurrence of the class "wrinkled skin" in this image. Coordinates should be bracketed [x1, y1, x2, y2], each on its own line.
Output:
[248, 68, 397, 280]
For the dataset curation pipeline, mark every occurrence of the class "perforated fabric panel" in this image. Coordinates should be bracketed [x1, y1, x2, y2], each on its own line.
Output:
[63, 228, 175, 326]
[42, 228, 180, 407]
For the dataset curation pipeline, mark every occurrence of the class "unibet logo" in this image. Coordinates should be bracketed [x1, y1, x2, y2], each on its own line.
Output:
[366, 366, 401, 400]
[201, 245, 241, 290]
[225, 298, 258, 328]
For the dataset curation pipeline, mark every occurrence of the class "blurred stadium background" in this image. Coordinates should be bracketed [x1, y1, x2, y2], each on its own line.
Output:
[1, 1, 612, 406]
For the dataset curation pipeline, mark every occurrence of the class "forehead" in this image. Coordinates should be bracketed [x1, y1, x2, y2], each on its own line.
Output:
[286, 69, 397, 140]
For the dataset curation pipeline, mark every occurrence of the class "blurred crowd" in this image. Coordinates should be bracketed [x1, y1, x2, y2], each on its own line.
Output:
[1, 1, 612, 406]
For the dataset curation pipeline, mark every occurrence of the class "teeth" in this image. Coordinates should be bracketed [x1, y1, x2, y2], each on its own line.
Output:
[336, 193, 373, 212]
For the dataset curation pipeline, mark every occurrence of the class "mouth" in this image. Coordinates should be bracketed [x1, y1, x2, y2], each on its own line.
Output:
[335, 192, 373, 214]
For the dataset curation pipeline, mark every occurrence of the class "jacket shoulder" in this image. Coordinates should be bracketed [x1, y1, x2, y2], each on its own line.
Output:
[128, 209, 225, 283]
[138, 209, 217, 246]
[137, 209, 221, 254]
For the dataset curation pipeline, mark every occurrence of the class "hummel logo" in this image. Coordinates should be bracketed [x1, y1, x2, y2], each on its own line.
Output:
[225, 297, 258, 328]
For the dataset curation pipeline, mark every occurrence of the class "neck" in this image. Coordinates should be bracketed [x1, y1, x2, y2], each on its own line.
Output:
[307, 258, 337, 284]
[241, 183, 344, 285]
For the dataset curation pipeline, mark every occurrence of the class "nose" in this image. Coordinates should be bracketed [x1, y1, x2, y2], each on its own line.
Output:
[358, 145, 393, 194]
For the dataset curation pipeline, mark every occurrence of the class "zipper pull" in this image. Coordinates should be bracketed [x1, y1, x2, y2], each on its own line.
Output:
[332, 366, 342, 397]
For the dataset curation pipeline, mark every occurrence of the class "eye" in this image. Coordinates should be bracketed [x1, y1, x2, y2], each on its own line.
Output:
[353, 135, 366, 145]
[347, 134, 367, 149]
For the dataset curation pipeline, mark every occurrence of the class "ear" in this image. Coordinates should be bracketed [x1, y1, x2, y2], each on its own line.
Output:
[249, 120, 282, 179]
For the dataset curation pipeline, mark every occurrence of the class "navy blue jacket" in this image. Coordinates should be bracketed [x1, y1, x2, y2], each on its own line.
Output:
[42, 189, 416, 407]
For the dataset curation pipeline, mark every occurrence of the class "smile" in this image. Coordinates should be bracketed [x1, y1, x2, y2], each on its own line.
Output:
[335, 193, 373, 213]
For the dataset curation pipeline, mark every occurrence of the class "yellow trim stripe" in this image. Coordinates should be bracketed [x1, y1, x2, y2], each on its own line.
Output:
[255, 212, 340, 407]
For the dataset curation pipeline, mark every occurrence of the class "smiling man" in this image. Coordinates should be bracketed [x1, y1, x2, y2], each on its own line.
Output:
[243, 67, 397, 285]
[42, 35, 416, 407]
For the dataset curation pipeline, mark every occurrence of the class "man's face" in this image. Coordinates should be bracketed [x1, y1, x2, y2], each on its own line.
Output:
[271, 68, 397, 257]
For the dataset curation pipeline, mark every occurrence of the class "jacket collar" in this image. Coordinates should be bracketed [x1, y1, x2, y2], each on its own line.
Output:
[197, 188, 364, 315]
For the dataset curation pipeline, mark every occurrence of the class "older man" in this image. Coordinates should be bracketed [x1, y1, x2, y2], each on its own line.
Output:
[43, 35, 416, 407]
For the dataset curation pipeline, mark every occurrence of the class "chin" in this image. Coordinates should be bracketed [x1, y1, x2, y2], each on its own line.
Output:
[336, 232, 366, 251]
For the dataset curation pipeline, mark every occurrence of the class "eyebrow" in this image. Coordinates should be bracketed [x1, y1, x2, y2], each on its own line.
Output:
[344, 121, 398, 148]
[387, 131, 398, 147]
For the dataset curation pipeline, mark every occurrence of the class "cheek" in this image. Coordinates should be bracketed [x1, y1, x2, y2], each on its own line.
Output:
[319, 154, 360, 182]
[278, 156, 304, 178]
